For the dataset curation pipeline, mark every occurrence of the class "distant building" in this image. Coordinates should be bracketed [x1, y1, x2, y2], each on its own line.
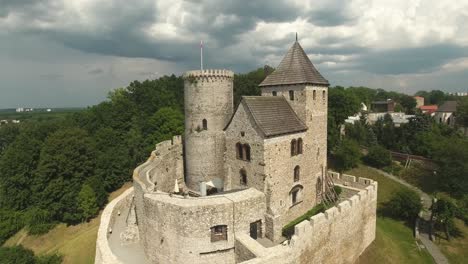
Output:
[414, 96, 424, 108]
[371, 99, 395, 113]
[16, 108, 24, 112]
[47, 109, 52, 112]
[419, 105, 438, 115]
[448, 92, 468, 96]
[435, 101, 458, 126]
[367, 112, 414, 127]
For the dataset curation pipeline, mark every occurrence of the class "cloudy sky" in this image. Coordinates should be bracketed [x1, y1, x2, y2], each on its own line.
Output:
[1, 0, 468, 108]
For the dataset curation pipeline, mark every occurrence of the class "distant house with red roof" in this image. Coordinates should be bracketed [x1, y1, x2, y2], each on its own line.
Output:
[419, 105, 438, 115]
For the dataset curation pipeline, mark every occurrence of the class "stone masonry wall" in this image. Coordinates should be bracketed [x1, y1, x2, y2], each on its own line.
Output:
[95, 188, 134, 264]
[140, 188, 266, 264]
[237, 175, 377, 264]
[224, 103, 265, 192]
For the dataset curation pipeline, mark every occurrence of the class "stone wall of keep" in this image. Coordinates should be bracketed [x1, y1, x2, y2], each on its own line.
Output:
[140, 188, 266, 264]
[238, 177, 377, 264]
[95, 188, 134, 264]
[224, 103, 265, 192]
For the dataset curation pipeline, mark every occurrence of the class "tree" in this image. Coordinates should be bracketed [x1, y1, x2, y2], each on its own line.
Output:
[334, 139, 362, 171]
[328, 87, 361, 126]
[456, 97, 468, 128]
[400, 96, 417, 114]
[429, 90, 446, 105]
[144, 107, 184, 146]
[433, 137, 468, 197]
[0, 134, 42, 210]
[0, 246, 35, 264]
[78, 184, 99, 222]
[32, 128, 96, 223]
[433, 194, 458, 241]
[0, 124, 20, 157]
[384, 189, 422, 222]
[364, 145, 392, 168]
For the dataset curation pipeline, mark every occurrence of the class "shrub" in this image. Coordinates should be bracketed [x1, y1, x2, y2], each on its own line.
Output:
[0, 245, 35, 264]
[383, 188, 422, 221]
[334, 139, 362, 172]
[24, 207, 55, 235]
[0, 210, 24, 245]
[282, 203, 327, 238]
[364, 145, 392, 168]
[333, 186, 343, 197]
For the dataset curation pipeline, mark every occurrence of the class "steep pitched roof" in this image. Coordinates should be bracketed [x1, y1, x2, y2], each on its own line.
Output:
[259, 41, 329, 87]
[241, 96, 307, 137]
[436, 101, 458, 112]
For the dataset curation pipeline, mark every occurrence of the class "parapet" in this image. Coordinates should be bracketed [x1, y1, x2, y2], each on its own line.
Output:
[183, 69, 234, 81]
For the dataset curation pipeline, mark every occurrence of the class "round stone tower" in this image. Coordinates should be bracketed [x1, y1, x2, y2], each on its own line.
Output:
[183, 69, 234, 191]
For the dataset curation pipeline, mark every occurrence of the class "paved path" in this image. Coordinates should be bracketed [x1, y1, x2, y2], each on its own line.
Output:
[369, 167, 449, 264]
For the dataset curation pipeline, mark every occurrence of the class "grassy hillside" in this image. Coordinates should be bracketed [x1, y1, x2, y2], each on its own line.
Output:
[347, 165, 435, 264]
[3, 182, 132, 264]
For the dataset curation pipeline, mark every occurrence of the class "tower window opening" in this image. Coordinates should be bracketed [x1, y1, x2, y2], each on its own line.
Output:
[294, 166, 300, 182]
[292, 190, 298, 204]
[244, 144, 251, 161]
[236, 143, 243, 160]
[202, 119, 208, 130]
[211, 225, 228, 242]
[323, 90, 326, 102]
[291, 139, 297, 156]
[290, 185, 303, 206]
[272, 91, 277, 96]
[289, 90, 294, 101]
[240, 169, 247, 186]
[297, 138, 303, 154]
[313, 90, 316, 100]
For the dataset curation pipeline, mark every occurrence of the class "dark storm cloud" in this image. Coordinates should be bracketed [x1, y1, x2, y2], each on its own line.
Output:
[356, 45, 468, 75]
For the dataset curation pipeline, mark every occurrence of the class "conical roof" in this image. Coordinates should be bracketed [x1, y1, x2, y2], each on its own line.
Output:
[259, 41, 329, 87]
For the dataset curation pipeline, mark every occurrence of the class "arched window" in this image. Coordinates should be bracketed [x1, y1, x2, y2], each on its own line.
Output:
[272, 91, 277, 96]
[289, 90, 294, 101]
[291, 139, 297, 156]
[297, 138, 303, 154]
[243, 144, 251, 161]
[202, 119, 208, 130]
[290, 185, 303, 206]
[294, 166, 300, 182]
[240, 169, 247, 185]
[236, 143, 243, 160]
[313, 90, 316, 100]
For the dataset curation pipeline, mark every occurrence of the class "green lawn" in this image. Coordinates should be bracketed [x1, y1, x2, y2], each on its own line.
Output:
[346, 165, 435, 264]
[435, 219, 468, 264]
[358, 217, 434, 264]
[3, 182, 132, 264]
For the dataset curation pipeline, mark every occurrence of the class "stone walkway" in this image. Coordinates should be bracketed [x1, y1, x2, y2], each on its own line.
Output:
[369, 168, 449, 264]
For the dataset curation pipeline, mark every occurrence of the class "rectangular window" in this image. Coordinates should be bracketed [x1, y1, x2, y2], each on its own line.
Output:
[211, 225, 228, 242]
[289, 90, 294, 100]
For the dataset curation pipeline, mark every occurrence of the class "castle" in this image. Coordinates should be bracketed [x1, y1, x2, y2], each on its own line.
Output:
[95, 40, 378, 264]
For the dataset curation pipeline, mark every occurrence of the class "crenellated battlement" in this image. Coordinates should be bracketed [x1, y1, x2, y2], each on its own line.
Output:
[183, 69, 234, 81]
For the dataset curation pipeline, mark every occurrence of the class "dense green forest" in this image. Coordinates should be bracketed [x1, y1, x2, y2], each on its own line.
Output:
[0, 66, 467, 258]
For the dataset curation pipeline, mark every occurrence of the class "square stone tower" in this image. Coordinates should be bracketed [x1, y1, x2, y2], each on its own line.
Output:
[259, 40, 329, 239]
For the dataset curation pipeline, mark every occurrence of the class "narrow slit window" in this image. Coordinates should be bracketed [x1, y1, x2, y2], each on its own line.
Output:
[289, 90, 294, 101]
[202, 119, 208, 130]
[272, 91, 277, 96]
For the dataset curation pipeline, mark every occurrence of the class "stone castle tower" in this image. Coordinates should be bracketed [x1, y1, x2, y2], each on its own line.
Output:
[183, 69, 234, 191]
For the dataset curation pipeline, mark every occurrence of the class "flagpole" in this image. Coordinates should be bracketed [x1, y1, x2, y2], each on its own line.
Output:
[200, 40, 203, 71]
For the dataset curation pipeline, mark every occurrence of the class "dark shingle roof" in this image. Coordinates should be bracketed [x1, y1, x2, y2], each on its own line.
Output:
[242, 96, 307, 137]
[437, 101, 458, 112]
[259, 41, 329, 87]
